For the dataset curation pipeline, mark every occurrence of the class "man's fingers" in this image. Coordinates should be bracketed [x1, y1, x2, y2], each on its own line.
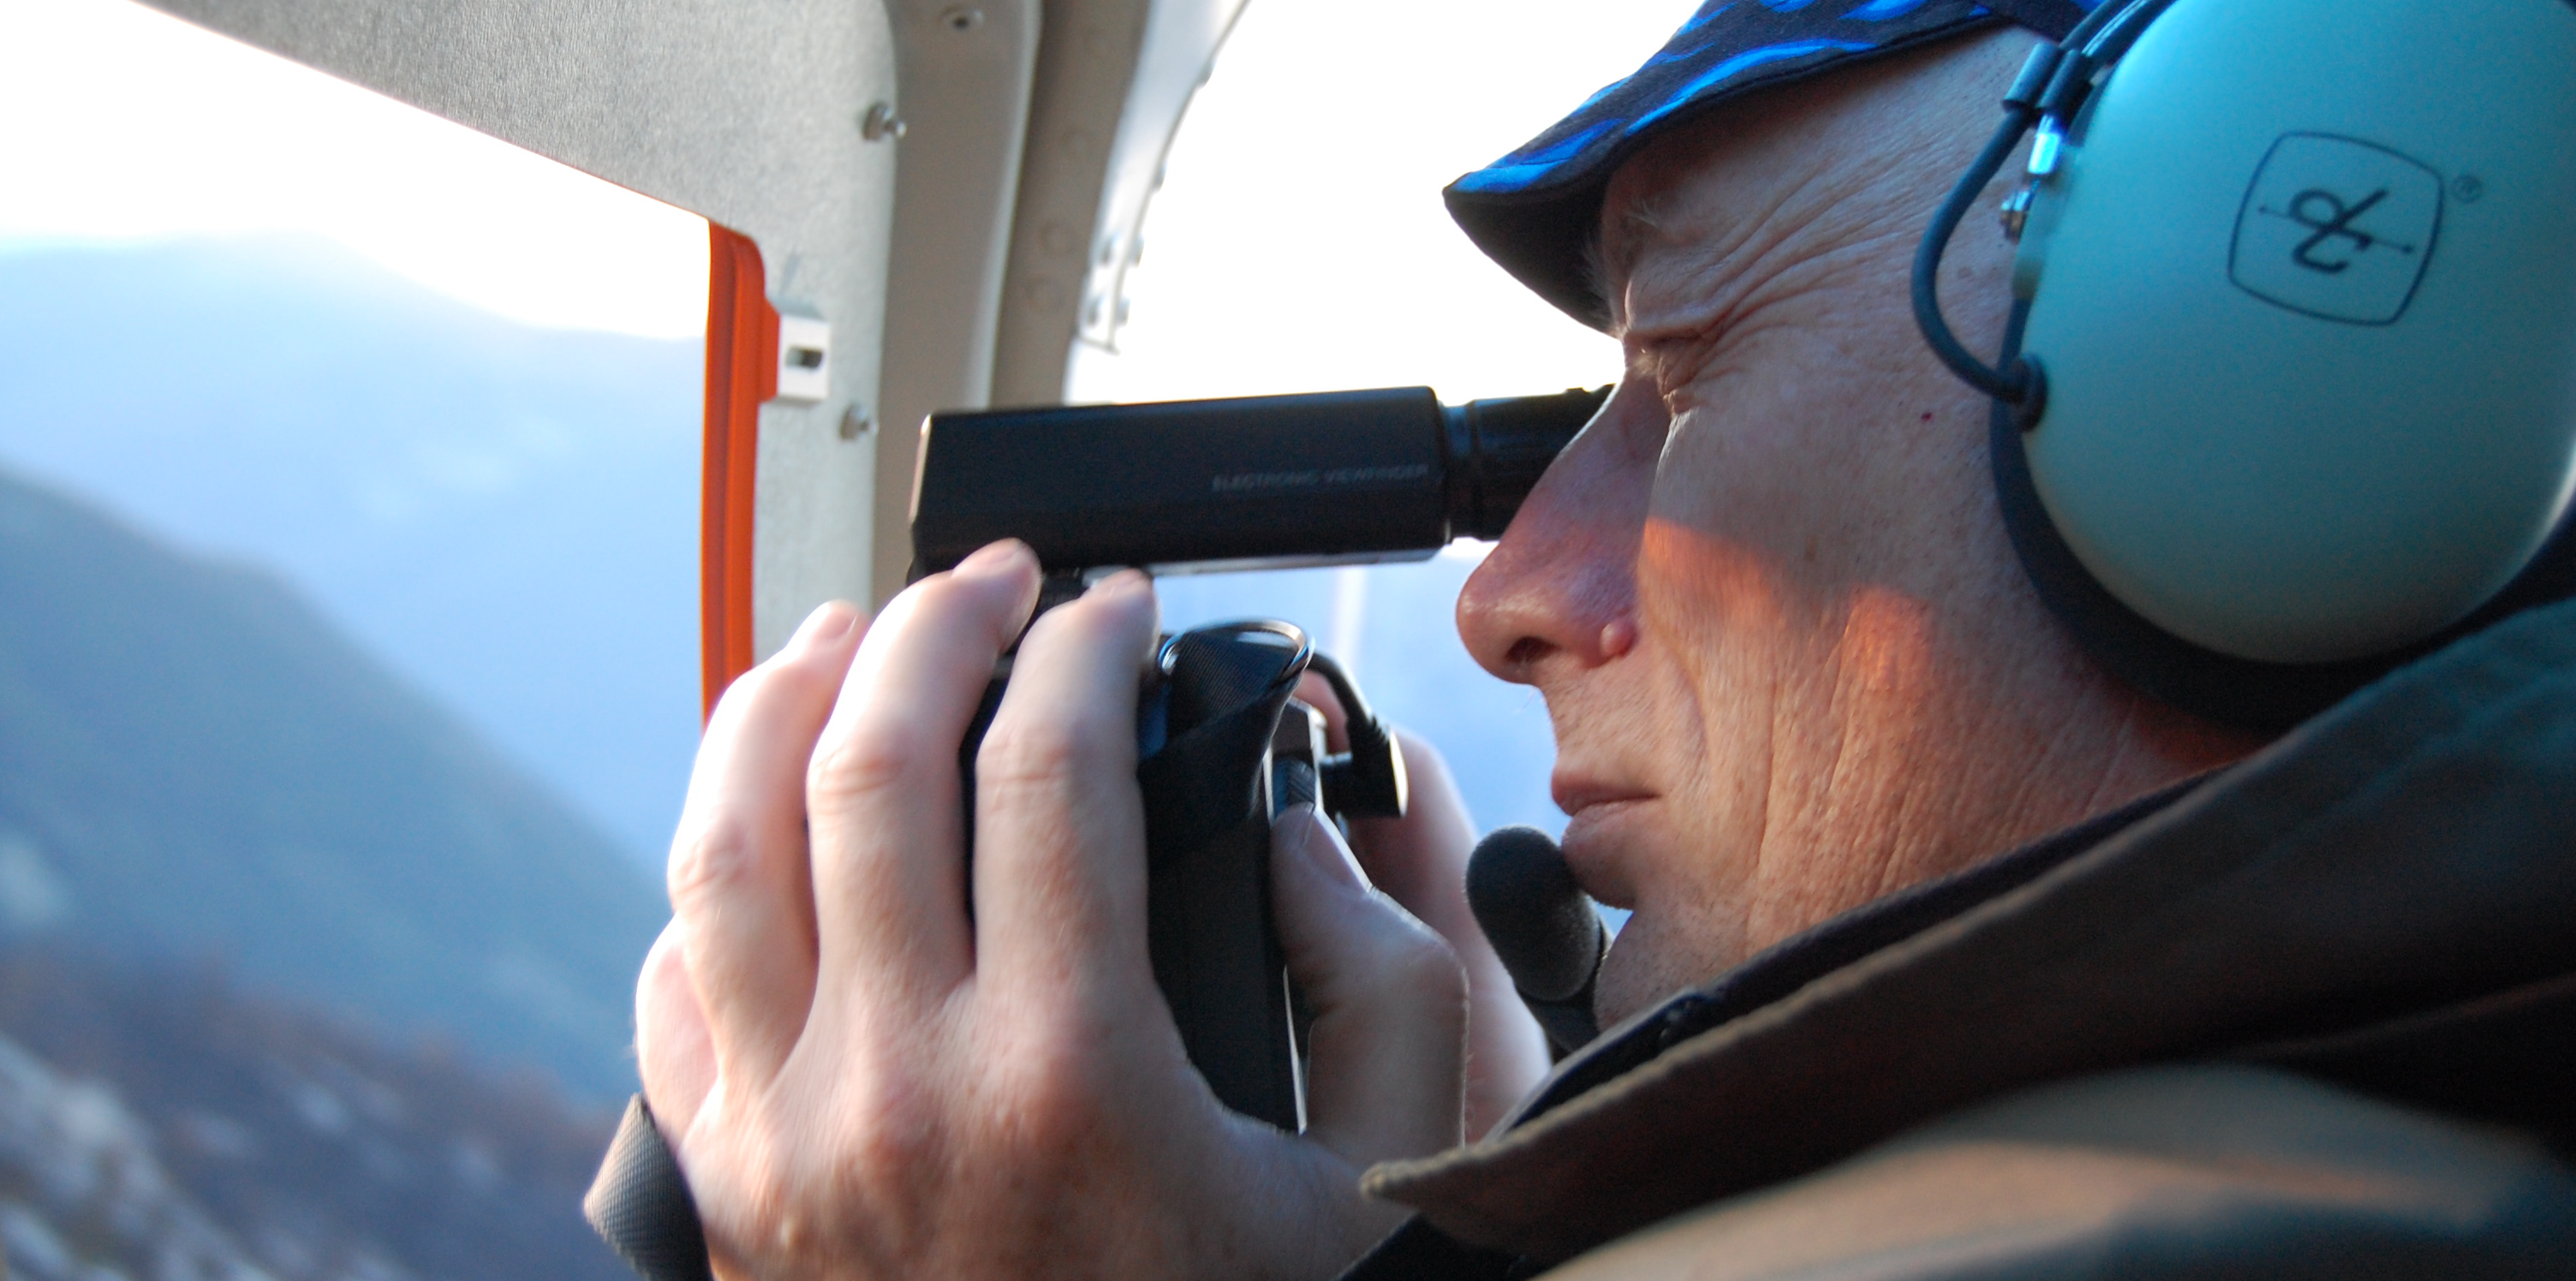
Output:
[635, 923, 717, 1135]
[666, 600, 863, 1084]
[808, 540, 1041, 1016]
[971, 570, 1160, 1006]
[1270, 806, 1466, 1167]
[1333, 731, 1548, 1135]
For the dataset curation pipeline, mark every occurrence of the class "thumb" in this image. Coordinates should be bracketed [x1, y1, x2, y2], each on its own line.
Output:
[1271, 805, 1466, 1166]
[635, 922, 719, 1137]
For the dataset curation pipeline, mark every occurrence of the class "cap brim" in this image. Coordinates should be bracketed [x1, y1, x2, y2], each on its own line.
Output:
[1448, 0, 2091, 329]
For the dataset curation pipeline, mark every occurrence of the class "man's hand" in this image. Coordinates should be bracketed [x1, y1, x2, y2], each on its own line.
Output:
[1292, 675, 1553, 1138]
[632, 541, 1470, 1281]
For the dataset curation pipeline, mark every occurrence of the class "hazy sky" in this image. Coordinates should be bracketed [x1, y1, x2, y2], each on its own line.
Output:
[0, 0, 708, 337]
[1071, 0, 1690, 405]
[0, 0, 1687, 396]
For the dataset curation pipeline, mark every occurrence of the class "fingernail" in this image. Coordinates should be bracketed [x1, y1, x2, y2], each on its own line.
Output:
[956, 539, 1029, 576]
[1088, 568, 1149, 598]
[793, 600, 860, 648]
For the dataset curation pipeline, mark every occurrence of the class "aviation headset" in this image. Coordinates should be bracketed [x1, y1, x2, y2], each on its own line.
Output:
[1913, 0, 2576, 730]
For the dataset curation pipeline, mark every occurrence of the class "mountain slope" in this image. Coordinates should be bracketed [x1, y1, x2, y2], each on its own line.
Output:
[0, 235, 701, 863]
[0, 466, 663, 1099]
[0, 944, 625, 1281]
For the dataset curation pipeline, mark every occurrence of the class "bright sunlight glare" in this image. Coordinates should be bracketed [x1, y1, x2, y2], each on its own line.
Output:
[1070, 0, 1699, 406]
[0, 0, 708, 339]
[1, 0, 1690, 369]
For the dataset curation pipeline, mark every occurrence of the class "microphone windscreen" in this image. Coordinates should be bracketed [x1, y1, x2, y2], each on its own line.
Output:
[1465, 825, 1606, 1004]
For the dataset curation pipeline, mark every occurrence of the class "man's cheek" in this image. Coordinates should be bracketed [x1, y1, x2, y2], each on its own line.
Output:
[1637, 518, 1791, 641]
[1635, 518, 1810, 760]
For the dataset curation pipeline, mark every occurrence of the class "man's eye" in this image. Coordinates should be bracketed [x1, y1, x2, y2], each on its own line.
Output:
[1650, 371, 1694, 425]
[1637, 332, 1719, 397]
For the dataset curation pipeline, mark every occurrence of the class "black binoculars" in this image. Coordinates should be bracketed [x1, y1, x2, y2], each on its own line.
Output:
[920, 384, 1607, 1129]
[910, 384, 1609, 581]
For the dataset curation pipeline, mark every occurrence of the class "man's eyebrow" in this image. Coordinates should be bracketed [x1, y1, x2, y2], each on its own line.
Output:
[1628, 337, 1692, 392]
[1592, 200, 1663, 307]
[1596, 184, 1708, 337]
[1581, 235, 1617, 330]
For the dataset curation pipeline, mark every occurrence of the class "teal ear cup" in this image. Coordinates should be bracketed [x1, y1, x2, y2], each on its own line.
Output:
[1922, 0, 2576, 728]
[1989, 300, 2576, 733]
[2015, 0, 2576, 665]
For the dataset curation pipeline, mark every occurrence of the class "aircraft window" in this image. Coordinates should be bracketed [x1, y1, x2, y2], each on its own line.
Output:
[0, 2, 700, 1277]
[1070, 0, 1697, 852]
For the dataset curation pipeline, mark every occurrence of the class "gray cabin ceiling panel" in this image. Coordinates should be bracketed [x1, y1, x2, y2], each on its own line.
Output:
[132, 0, 891, 241]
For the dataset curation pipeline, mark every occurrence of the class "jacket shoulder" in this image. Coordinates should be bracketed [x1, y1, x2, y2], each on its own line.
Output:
[1539, 1064, 2576, 1280]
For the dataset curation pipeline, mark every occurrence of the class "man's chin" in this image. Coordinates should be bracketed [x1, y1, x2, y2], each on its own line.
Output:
[1591, 914, 1705, 1034]
[1558, 796, 1655, 909]
[1590, 932, 1661, 1034]
[1589, 879, 1757, 1034]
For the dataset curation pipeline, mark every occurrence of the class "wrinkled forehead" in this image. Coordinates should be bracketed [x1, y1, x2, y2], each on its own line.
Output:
[1589, 102, 1779, 326]
[1445, 0, 2096, 331]
[1587, 47, 1957, 335]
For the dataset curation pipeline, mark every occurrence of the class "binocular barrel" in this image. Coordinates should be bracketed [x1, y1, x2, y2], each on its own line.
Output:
[909, 384, 1611, 579]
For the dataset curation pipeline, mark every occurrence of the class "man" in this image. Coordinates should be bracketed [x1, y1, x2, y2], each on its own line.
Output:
[595, 0, 2576, 1276]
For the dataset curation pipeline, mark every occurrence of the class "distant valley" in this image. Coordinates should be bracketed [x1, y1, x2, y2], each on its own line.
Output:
[0, 238, 689, 1278]
[0, 235, 703, 866]
[0, 944, 626, 1281]
[0, 465, 663, 1102]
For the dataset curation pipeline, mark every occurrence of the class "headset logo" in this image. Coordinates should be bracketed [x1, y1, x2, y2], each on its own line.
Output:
[2230, 133, 2444, 326]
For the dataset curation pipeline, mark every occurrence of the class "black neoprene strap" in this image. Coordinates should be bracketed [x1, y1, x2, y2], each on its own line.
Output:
[585, 1096, 714, 1281]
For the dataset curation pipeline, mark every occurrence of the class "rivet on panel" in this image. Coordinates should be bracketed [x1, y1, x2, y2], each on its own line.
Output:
[939, 6, 984, 32]
[838, 404, 873, 441]
[861, 103, 906, 141]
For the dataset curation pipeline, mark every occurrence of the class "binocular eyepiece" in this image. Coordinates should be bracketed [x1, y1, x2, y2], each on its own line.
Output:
[909, 384, 1612, 580]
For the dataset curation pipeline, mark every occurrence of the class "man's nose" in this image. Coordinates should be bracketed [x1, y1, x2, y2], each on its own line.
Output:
[1455, 378, 1660, 684]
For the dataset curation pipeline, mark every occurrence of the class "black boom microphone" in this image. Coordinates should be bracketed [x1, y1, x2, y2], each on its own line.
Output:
[1465, 825, 1605, 1058]
[910, 384, 1609, 578]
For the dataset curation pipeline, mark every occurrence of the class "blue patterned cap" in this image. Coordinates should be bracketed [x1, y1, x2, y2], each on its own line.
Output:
[1448, 0, 2098, 328]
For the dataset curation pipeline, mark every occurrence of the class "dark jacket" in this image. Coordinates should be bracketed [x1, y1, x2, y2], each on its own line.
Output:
[1347, 600, 2576, 1279]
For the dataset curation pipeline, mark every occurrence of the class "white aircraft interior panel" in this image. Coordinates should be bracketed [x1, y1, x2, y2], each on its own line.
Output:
[874, 0, 1044, 606]
[987, 0, 1248, 410]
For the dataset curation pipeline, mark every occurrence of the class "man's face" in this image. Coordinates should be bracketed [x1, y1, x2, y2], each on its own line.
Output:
[1455, 32, 2249, 1028]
